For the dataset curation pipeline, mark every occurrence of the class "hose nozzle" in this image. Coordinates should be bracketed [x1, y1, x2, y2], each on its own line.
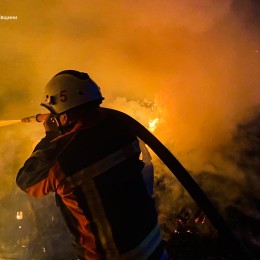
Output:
[21, 113, 49, 123]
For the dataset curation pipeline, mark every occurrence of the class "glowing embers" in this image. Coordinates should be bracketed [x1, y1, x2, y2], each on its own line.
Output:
[166, 209, 212, 236]
[195, 211, 206, 224]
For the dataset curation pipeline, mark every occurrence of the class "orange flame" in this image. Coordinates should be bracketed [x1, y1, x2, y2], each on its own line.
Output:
[148, 117, 159, 132]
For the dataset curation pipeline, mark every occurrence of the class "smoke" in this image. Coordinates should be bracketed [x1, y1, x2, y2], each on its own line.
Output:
[0, 0, 260, 257]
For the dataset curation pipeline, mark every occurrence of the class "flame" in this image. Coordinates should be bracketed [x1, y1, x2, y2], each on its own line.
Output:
[148, 117, 159, 132]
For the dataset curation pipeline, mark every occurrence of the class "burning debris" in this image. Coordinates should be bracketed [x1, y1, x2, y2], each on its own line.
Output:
[153, 110, 260, 259]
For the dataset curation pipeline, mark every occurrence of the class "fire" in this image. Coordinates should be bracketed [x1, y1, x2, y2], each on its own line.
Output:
[148, 117, 159, 132]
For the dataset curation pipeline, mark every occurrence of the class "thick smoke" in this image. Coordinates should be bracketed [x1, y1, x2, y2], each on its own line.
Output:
[0, 0, 260, 258]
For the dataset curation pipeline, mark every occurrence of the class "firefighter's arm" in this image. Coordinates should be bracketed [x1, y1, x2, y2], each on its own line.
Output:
[16, 133, 61, 197]
[16, 153, 52, 197]
[16, 115, 60, 197]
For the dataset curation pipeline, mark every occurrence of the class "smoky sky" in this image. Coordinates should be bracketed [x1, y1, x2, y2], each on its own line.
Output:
[0, 0, 260, 196]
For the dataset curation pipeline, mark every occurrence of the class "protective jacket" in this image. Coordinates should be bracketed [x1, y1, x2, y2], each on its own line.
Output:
[16, 108, 167, 260]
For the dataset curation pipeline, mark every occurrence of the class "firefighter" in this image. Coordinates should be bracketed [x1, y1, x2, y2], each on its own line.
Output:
[16, 70, 168, 260]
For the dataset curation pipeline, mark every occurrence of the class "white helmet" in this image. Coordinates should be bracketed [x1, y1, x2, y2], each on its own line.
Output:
[41, 70, 104, 115]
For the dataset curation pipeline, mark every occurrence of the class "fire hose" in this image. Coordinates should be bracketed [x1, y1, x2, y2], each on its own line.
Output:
[3, 112, 256, 259]
[115, 109, 255, 260]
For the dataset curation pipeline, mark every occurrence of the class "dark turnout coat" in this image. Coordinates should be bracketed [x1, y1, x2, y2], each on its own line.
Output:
[16, 108, 166, 260]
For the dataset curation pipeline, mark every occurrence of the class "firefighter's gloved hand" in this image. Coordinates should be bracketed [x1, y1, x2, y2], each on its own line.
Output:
[43, 114, 59, 132]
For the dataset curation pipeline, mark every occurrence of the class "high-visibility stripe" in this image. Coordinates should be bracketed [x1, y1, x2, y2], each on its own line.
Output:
[80, 174, 119, 259]
[65, 140, 140, 188]
[121, 224, 162, 260]
[31, 150, 46, 158]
